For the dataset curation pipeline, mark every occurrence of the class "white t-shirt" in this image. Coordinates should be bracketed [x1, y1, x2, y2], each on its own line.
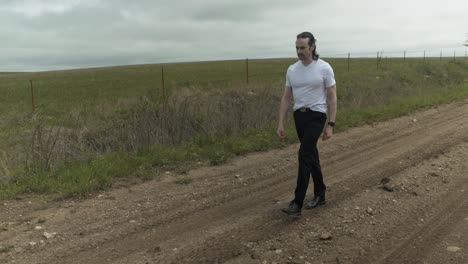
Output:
[285, 59, 336, 114]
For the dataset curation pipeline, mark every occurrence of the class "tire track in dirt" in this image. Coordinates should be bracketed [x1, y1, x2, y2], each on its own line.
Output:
[352, 149, 468, 264]
[163, 114, 468, 264]
[379, 186, 468, 264]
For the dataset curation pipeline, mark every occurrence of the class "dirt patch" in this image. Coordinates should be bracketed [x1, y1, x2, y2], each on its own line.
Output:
[1, 100, 468, 264]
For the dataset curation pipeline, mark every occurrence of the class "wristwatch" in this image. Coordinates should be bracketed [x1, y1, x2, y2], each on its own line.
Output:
[327, 121, 335, 128]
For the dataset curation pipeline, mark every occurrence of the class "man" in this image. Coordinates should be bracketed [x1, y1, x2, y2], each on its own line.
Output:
[277, 32, 337, 216]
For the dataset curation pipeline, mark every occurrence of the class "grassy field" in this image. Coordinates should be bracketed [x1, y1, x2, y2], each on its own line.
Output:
[1, 57, 467, 199]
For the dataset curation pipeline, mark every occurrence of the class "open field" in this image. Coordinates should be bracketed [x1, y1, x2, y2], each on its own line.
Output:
[0, 57, 468, 199]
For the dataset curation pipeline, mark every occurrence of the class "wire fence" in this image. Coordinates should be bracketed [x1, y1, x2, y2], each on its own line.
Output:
[19, 46, 468, 115]
[325, 45, 468, 58]
[158, 48, 468, 92]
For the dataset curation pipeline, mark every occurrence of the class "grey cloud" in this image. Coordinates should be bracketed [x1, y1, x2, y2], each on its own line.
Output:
[1, 0, 468, 71]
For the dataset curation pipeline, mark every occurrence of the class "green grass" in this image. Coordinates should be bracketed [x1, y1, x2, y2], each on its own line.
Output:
[174, 178, 193, 185]
[1, 57, 468, 200]
[0, 244, 14, 253]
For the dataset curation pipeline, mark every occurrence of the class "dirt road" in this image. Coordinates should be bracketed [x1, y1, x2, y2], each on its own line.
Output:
[1, 100, 468, 264]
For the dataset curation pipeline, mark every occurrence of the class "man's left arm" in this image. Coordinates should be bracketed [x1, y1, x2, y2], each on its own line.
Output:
[323, 85, 337, 141]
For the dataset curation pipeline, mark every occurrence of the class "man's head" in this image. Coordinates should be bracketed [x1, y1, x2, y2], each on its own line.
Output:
[296, 32, 319, 61]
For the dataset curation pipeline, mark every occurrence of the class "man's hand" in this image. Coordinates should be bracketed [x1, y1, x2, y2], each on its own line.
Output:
[322, 126, 333, 141]
[277, 86, 292, 142]
[277, 125, 285, 141]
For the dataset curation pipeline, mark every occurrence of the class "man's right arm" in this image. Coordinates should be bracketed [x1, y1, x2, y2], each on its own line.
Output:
[277, 86, 293, 139]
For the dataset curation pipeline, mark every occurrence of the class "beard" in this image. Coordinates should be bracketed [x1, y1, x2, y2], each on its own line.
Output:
[297, 54, 305, 60]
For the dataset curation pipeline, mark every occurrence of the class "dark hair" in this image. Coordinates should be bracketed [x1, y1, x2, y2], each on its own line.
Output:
[297, 32, 319, 60]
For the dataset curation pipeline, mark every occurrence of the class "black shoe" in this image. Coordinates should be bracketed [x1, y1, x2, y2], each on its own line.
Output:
[305, 195, 326, 209]
[281, 201, 302, 216]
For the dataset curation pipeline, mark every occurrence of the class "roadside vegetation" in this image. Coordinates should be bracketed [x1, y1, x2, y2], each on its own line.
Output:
[1, 57, 467, 199]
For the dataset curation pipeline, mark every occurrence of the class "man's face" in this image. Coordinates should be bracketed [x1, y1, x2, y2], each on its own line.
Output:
[296, 38, 314, 61]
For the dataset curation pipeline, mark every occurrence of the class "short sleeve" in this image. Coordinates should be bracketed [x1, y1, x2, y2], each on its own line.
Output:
[323, 64, 336, 88]
[285, 68, 291, 87]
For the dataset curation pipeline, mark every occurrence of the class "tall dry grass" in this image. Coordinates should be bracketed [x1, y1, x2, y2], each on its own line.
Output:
[25, 84, 281, 171]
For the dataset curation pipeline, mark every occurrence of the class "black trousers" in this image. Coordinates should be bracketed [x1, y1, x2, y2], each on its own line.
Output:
[293, 109, 327, 208]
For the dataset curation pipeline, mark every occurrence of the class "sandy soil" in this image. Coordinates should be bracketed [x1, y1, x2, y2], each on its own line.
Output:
[1, 99, 468, 264]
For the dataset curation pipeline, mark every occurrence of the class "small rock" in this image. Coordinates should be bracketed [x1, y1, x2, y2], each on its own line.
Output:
[320, 232, 333, 240]
[37, 218, 46, 224]
[14, 247, 26, 254]
[275, 249, 283, 254]
[383, 184, 394, 192]
[129, 220, 136, 223]
[34, 226, 44, 230]
[380, 177, 391, 185]
[43, 232, 57, 240]
[447, 246, 461, 252]
[412, 119, 417, 122]
[367, 207, 374, 215]
[153, 246, 161, 253]
[464, 218, 468, 221]
[28, 242, 37, 247]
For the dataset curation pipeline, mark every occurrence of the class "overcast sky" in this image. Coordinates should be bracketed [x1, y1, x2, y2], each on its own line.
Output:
[1, 0, 468, 72]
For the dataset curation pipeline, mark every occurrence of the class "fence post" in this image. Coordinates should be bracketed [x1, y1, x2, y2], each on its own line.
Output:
[161, 65, 165, 98]
[423, 50, 426, 61]
[347, 52, 350, 72]
[454, 50, 456, 61]
[376, 52, 379, 68]
[440, 50, 442, 61]
[29, 80, 35, 113]
[404, 50, 406, 62]
[246, 58, 249, 85]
